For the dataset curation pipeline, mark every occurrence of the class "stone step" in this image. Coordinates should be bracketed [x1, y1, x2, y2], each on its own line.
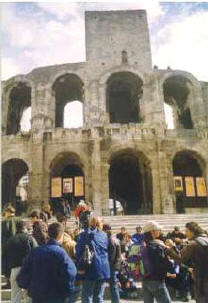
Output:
[1, 289, 11, 301]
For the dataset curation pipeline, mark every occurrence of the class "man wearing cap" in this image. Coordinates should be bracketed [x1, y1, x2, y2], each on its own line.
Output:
[141, 221, 171, 303]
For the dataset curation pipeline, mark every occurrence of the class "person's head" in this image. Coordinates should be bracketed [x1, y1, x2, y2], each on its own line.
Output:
[185, 222, 204, 239]
[143, 221, 162, 241]
[56, 213, 67, 229]
[3, 204, 15, 218]
[165, 238, 174, 247]
[89, 216, 103, 230]
[121, 227, 126, 234]
[42, 204, 51, 212]
[48, 222, 64, 244]
[136, 226, 142, 234]
[16, 220, 27, 233]
[174, 226, 180, 234]
[103, 224, 111, 236]
[29, 210, 40, 223]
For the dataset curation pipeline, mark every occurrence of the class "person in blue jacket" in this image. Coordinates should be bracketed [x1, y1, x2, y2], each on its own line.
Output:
[76, 216, 110, 303]
[17, 222, 77, 303]
[131, 226, 144, 245]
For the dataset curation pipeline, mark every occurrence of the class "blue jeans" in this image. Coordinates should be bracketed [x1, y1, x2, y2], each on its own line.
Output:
[109, 271, 120, 303]
[82, 279, 106, 303]
[142, 280, 171, 303]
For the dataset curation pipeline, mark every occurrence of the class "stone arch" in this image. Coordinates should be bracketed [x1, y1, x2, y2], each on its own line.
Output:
[52, 73, 85, 128]
[2, 158, 30, 209]
[161, 72, 198, 130]
[5, 79, 33, 135]
[159, 70, 200, 89]
[99, 66, 145, 85]
[106, 71, 143, 123]
[49, 151, 86, 211]
[172, 149, 207, 213]
[108, 147, 153, 214]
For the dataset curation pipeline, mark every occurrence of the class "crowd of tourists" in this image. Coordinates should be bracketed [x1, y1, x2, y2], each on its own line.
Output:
[1, 202, 208, 303]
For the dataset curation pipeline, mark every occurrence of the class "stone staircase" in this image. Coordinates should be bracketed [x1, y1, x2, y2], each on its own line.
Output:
[66, 213, 208, 235]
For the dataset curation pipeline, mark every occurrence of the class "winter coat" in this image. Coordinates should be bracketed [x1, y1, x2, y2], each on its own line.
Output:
[17, 239, 77, 302]
[76, 227, 110, 280]
[108, 235, 121, 271]
[168, 236, 208, 301]
[6, 232, 38, 270]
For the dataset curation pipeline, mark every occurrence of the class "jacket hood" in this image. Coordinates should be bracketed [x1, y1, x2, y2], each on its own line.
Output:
[195, 236, 208, 246]
[87, 227, 108, 248]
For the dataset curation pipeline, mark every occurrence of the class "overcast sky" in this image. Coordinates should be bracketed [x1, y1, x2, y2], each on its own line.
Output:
[1, 1, 208, 82]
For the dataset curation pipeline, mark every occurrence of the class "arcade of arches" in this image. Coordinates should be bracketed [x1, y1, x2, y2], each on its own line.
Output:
[1, 149, 208, 215]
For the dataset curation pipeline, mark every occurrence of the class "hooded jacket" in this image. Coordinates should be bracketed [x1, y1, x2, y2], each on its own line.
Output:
[76, 227, 110, 280]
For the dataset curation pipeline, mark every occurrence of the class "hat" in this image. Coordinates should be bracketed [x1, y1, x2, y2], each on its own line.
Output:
[143, 221, 162, 233]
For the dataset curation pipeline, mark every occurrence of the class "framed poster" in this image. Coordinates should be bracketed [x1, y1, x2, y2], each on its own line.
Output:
[51, 177, 62, 198]
[196, 177, 207, 197]
[174, 176, 183, 191]
[185, 176, 195, 197]
[74, 176, 84, 197]
[63, 178, 73, 193]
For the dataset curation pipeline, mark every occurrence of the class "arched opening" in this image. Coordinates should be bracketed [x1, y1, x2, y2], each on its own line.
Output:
[106, 72, 143, 124]
[108, 150, 152, 215]
[64, 101, 83, 128]
[50, 152, 85, 213]
[52, 74, 84, 128]
[163, 76, 194, 129]
[6, 82, 31, 135]
[173, 151, 207, 213]
[2, 159, 29, 215]
[20, 106, 31, 131]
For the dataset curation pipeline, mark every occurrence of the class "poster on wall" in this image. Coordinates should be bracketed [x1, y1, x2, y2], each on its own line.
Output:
[74, 176, 84, 197]
[196, 177, 207, 197]
[63, 178, 73, 194]
[185, 176, 195, 197]
[51, 177, 62, 198]
[174, 176, 183, 191]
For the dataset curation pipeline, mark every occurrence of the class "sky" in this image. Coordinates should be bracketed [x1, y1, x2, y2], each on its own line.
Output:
[1, 1, 208, 82]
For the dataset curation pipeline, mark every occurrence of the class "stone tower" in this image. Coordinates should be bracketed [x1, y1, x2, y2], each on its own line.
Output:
[85, 10, 152, 71]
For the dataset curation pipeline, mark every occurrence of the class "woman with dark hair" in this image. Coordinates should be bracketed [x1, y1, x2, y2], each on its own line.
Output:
[166, 221, 208, 303]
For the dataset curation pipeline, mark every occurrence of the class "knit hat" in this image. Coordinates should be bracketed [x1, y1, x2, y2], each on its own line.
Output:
[143, 221, 162, 233]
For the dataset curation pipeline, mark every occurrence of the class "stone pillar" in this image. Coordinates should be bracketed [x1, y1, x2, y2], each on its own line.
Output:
[151, 163, 162, 214]
[157, 147, 175, 214]
[98, 83, 108, 124]
[91, 136, 102, 215]
[100, 162, 110, 215]
[29, 133, 44, 210]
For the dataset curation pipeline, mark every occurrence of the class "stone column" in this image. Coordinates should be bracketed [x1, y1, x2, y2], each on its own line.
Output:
[90, 134, 102, 215]
[29, 133, 44, 210]
[100, 162, 110, 215]
[157, 147, 175, 214]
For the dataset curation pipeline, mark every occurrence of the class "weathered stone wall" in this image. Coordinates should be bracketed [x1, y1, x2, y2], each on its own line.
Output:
[2, 10, 208, 214]
[85, 10, 152, 71]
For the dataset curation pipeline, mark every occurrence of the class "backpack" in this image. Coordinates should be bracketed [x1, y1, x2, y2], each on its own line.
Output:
[77, 232, 95, 273]
[77, 244, 94, 272]
[145, 241, 171, 280]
